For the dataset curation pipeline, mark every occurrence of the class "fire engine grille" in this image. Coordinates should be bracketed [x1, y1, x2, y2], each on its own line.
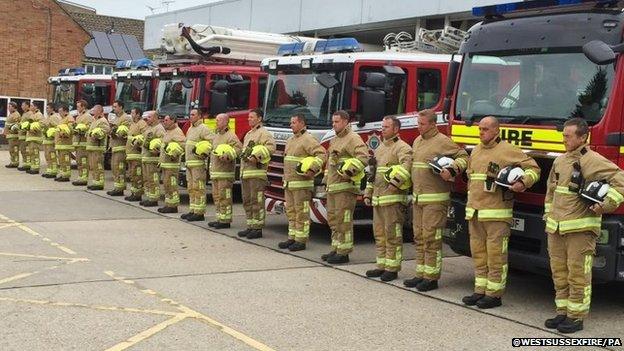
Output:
[266, 142, 286, 201]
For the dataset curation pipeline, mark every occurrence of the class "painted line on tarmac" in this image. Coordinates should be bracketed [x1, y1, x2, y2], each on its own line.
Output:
[104, 270, 276, 351]
[0, 252, 89, 262]
[104, 314, 188, 351]
[0, 213, 77, 255]
[0, 223, 20, 230]
[0, 258, 86, 286]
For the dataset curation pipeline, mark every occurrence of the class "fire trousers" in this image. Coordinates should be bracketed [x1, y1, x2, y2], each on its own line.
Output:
[27, 141, 41, 172]
[548, 230, 596, 320]
[373, 204, 405, 273]
[142, 161, 160, 201]
[285, 188, 312, 243]
[7, 137, 19, 166]
[413, 203, 448, 280]
[43, 142, 58, 176]
[327, 191, 357, 255]
[469, 218, 510, 298]
[87, 150, 105, 187]
[162, 168, 180, 208]
[212, 178, 233, 223]
[111, 151, 127, 191]
[19, 137, 29, 169]
[187, 166, 207, 215]
[56, 147, 73, 179]
[75, 147, 89, 183]
[242, 178, 267, 230]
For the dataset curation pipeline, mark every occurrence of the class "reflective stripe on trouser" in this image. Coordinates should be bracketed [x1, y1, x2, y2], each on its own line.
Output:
[87, 151, 105, 186]
[413, 203, 447, 280]
[468, 218, 510, 298]
[327, 191, 357, 255]
[127, 159, 144, 196]
[373, 204, 404, 272]
[212, 179, 233, 223]
[56, 150, 72, 178]
[8, 138, 20, 166]
[162, 168, 180, 207]
[76, 147, 89, 182]
[28, 141, 41, 171]
[242, 178, 267, 230]
[187, 166, 207, 214]
[43, 144, 58, 175]
[142, 162, 160, 201]
[547, 230, 595, 320]
[19, 139, 29, 169]
[111, 151, 127, 191]
[285, 188, 312, 243]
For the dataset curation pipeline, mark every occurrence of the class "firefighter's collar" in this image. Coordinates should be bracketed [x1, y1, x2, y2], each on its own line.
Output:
[253, 123, 262, 130]
[192, 119, 203, 127]
[569, 143, 588, 156]
[336, 125, 351, 137]
[383, 134, 399, 145]
[422, 127, 438, 139]
[482, 136, 501, 149]
[295, 128, 306, 136]
[218, 127, 229, 134]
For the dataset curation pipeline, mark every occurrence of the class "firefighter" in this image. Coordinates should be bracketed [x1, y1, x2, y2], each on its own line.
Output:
[140, 111, 165, 207]
[107, 100, 132, 196]
[17, 101, 31, 171]
[124, 108, 148, 201]
[238, 108, 276, 239]
[278, 113, 326, 251]
[462, 116, 540, 309]
[544, 118, 624, 333]
[3, 102, 21, 168]
[25, 102, 43, 175]
[404, 109, 468, 291]
[209, 113, 242, 229]
[41, 103, 61, 178]
[72, 100, 94, 186]
[363, 116, 412, 281]
[158, 115, 186, 213]
[85, 105, 110, 190]
[182, 108, 213, 221]
[54, 104, 74, 182]
[322, 110, 368, 264]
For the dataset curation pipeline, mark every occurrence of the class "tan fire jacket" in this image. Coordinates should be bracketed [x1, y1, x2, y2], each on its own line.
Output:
[325, 125, 369, 194]
[241, 124, 276, 180]
[5, 111, 21, 139]
[545, 144, 624, 236]
[185, 119, 213, 168]
[86, 117, 111, 152]
[412, 128, 468, 205]
[54, 113, 75, 150]
[159, 125, 186, 169]
[26, 110, 43, 143]
[73, 111, 94, 149]
[284, 129, 327, 190]
[209, 128, 242, 180]
[364, 134, 412, 206]
[466, 137, 540, 222]
[141, 122, 165, 163]
[18, 111, 31, 141]
[125, 119, 148, 160]
[42, 113, 61, 145]
[110, 112, 132, 153]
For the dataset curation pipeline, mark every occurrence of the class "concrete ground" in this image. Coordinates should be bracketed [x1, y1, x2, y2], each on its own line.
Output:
[0, 150, 622, 351]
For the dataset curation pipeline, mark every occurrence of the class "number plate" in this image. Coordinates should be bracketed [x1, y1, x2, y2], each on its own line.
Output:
[511, 217, 525, 231]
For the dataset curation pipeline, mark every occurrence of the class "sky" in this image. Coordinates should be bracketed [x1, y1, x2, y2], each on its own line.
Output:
[68, 0, 220, 20]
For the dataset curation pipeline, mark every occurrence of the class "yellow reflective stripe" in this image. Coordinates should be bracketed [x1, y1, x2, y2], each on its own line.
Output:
[112, 146, 126, 153]
[284, 155, 304, 162]
[502, 236, 509, 254]
[544, 202, 552, 213]
[25, 137, 43, 142]
[377, 166, 390, 173]
[486, 264, 507, 291]
[242, 169, 267, 178]
[415, 264, 425, 273]
[5, 134, 19, 139]
[584, 254, 593, 275]
[371, 194, 407, 206]
[186, 140, 197, 146]
[126, 154, 142, 161]
[211, 171, 235, 178]
[465, 207, 475, 220]
[55, 144, 74, 151]
[285, 180, 314, 189]
[376, 257, 386, 265]
[423, 250, 442, 275]
[327, 182, 358, 193]
[546, 217, 558, 232]
[555, 186, 576, 195]
[475, 277, 487, 288]
[412, 162, 429, 169]
[42, 140, 55, 145]
[160, 163, 180, 169]
[477, 208, 513, 219]
[568, 285, 592, 313]
[606, 187, 624, 205]
[549, 216, 602, 232]
[142, 156, 160, 162]
[469, 173, 487, 181]
[185, 160, 205, 167]
[555, 299, 568, 308]
[413, 192, 450, 203]
[86, 146, 106, 151]
[524, 169, 539, 183]
[454, 158, 467, 168]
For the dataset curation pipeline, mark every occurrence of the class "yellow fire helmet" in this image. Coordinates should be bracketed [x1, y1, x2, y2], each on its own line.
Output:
[165, 141, 184, 158]
[20, 121, 30, 130]
[148, 138, 163, 151]
[296, 156, 323, 176]
[337, 158, 366, 183]
[250, 144, 271, 165]
[29, 121, 42, 132]
[193, 140, 213, 158]
[116, 125, 129, 138]
[383, 165, 412, 190]
[131, 134, 145, 147]
[74, 123, 88, 132]
[213, 143, 237, 161]
[45, 127, 56, 138]
[57, 124, 71, 137]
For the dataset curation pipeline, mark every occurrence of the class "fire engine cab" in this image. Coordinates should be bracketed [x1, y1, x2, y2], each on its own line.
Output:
[48, 67, 115, 115]
[112, 58, 158, 115]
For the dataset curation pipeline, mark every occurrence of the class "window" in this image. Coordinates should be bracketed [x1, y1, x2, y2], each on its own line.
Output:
[258, 77, 267, 109]
[358, 66, 407, 116]
[211, 74, 250, 111]
[417, 69, 441, 110]
[80, 82, 111, 107]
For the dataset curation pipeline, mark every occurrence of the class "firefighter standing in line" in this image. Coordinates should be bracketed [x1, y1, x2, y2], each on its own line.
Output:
[404, 109, 468, 291]
[17, 101, 31, 171]
[238, 108, 276, 239]
[363, 116, 412, 282]
[3, 102, 21, 168]
[181, 108, 213, 222]
[322, 110, 368, 264]
[85, 105, 110, 190]
[158, 115, 186, 213]
[209, 113, 242, 229]
[54, 104, 74, 182]
[139, 111, 165, 207]
[72, 100, 94, 186]
[543, 118, 624, 333]
[124, 108, 148, 202]
[25, 102, 43, 175]
[462, 116, 540, 309]
[42, 103, 61, 178]
[278, 113, 326, 251]
[107, 100, 132, 196]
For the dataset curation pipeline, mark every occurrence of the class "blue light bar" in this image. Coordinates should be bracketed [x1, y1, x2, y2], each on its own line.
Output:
[473, 0, 618, 17]
[58, 67, 86, 76]
[314, 38, 362, 54]
[114, 58, 155, 70]
[277, 42, 307, 56]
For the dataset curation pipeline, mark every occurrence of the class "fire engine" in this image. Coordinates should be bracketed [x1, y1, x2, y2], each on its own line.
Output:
[112, 58, 158, 115]
[444, 0, 624, 282]
[47, 67, 115, 115]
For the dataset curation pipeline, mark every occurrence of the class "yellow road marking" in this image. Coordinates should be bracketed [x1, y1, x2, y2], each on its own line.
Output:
[0, 252, 89, 262]
[104, 314, 188, 351]
[0, 259, 85, 286]
[0, 213, 77, 255]
[0, 223, 20, 230]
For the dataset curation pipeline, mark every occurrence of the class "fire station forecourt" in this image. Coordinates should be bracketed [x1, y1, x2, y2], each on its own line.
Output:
[0, 150, 622, 350]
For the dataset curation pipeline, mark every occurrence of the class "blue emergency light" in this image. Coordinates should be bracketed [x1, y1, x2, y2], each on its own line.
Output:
[58, 67, 86, 76]
[277, 38, 362, 56]
[115, 58, 155, 70]
[473, 0, 618, 17]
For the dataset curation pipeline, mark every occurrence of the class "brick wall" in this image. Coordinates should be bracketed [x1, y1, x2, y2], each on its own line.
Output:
[0, 0, 90, 100]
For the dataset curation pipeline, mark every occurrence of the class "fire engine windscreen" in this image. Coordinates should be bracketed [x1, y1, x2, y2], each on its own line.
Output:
[53, 83, 77, 110]
[156, 77, 200, 118]
[455, 49, 614, 125]
[116, 79, 152, 113]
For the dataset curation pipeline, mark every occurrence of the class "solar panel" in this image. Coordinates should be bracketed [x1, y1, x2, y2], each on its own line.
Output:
[92, 31, 117, 60]
[121, 34, 146, 60]
[109, 33, 132, 60]
[83, 38, 102, 59]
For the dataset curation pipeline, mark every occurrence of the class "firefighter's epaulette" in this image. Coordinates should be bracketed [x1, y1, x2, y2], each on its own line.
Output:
[580, 146, 587, 155]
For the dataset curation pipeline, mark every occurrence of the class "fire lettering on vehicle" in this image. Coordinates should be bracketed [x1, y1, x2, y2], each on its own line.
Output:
[500, 129, 533, 147]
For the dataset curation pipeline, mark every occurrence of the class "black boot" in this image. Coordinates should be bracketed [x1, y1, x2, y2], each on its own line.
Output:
[462, 293, 485, 306]
[476, 296, 502, 309]
[557, 318, 583, 333]
[544, 314, 567, 329]
[245, 229, 261, 238]
[321, 251, 336, 261]
[403, 277, 423, 288]
[180, 212, 193, 220]
[365, 269, 384, 278]
[238, 228, 251, 238]
[186, 213, 205, 222]
[56, 177, 70, 182]
[207, 221, 219, 227]
[157, 206, 178, 213]
[327, 254, 349, 264]
[17, 166, 28, 171]
[278, 239, 295, 249]
[27, 169, 39, 174]
[72, 180, 87, 186]
[87, 185, 104, 190]
[380, 271, 398, 282]
[288, 241, 306, 252]
[416, 279, 438, 292]
[141, 200, 158, 207]
[125, 194, 142, 201]
[213, 222, 231, 229]
[5, 164, 18, 168]
[107, 189, 124, 196]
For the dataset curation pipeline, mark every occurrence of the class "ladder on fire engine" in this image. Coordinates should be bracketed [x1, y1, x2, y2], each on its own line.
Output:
[383, 25, 467, 54]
